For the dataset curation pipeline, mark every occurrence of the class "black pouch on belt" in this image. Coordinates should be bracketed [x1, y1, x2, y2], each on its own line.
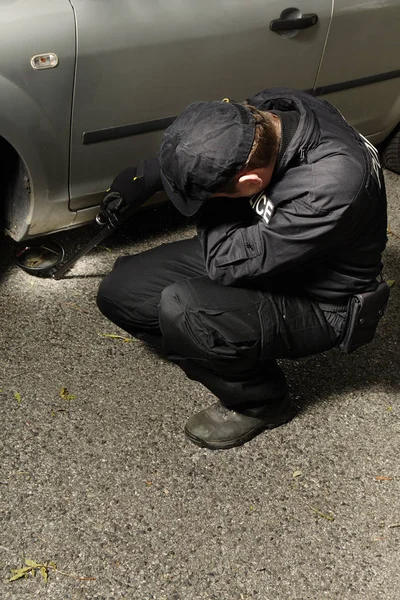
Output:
[339, 281, 390, 354]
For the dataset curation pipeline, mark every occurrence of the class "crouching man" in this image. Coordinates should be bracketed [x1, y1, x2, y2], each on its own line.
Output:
[97, 88, 388, 449]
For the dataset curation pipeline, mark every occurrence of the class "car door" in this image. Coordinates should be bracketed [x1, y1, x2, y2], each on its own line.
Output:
[314, 0, 400, 143]
[69, 0, 333, 211]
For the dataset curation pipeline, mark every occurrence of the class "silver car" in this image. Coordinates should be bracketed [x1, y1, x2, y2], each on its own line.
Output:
[1, 0, 400, 241]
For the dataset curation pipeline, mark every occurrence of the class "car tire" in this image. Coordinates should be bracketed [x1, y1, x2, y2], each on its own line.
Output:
[381, 126, 400, 174]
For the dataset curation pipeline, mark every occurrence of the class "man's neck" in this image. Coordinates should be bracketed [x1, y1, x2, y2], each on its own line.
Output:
[264, 112, 281, 173]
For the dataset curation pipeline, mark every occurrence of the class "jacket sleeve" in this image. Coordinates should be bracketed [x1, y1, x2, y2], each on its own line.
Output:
[196, 185, 350, 287]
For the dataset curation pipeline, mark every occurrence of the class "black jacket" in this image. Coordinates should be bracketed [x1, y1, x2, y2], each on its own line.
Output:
[196, 88, 387, 302]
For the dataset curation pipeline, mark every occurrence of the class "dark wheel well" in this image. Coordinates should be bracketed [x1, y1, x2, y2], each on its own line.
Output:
[0, 136, 31, 240]
[0, 137, 20, 224]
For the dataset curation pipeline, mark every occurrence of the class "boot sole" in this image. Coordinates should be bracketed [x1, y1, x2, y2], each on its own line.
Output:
[184, 412, 295, 450]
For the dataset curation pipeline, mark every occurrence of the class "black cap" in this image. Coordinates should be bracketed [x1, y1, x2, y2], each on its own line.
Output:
[159, 100, 256, 216]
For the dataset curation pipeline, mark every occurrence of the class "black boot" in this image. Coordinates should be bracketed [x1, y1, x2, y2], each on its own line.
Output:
[185, 395, 295, 450]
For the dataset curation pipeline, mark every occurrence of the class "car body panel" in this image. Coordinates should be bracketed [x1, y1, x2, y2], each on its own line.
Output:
[68, 0, 333, 210]
[0, 0, 76, 238]
[314, 0, 400, 137]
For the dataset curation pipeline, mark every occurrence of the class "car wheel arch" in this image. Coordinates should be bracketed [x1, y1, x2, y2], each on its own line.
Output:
[0, 135, 33, 241]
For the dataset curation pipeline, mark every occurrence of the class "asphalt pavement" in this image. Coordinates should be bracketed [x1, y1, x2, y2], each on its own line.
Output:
[0, 171, 399, 600]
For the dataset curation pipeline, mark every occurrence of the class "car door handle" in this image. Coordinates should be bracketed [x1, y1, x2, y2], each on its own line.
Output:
[270, 13, 319, 32]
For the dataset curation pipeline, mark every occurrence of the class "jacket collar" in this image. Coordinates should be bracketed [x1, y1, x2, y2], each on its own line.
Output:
[255, 91, 320, 178]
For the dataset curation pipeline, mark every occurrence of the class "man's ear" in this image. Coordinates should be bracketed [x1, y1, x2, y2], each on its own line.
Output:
[236, 172, 265, 195]
[238, 173, 263, 185]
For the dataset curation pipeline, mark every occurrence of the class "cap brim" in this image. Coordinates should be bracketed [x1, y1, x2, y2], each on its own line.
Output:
[160, 170, 204, 217]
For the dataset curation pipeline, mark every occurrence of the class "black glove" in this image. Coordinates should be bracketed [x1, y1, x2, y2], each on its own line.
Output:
[102, 157, 163, 211]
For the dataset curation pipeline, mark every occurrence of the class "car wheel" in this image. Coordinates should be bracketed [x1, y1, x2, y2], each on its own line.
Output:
[381, 125, 400, 174]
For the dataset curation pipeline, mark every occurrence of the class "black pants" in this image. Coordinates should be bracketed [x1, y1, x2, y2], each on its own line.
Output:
[97, 237, 341, 411]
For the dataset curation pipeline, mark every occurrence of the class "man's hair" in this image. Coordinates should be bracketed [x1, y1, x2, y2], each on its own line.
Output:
[216, 104, 279, 195]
